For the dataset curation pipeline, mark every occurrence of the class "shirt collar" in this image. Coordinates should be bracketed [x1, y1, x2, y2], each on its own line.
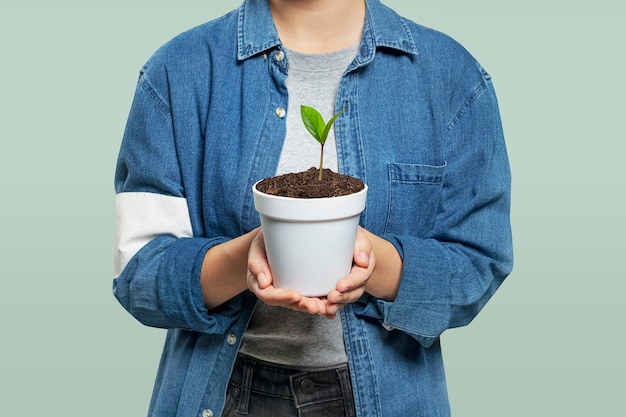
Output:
[236, 0, 418, 61]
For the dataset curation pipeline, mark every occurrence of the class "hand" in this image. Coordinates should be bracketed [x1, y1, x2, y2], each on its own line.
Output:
[246, 227, 375, 319]
[325, 227, 375, 317]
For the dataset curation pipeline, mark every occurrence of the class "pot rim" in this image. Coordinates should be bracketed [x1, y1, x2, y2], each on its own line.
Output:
[253, 180, 368, 221]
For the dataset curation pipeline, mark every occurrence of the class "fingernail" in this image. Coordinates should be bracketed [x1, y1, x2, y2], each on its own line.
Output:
[257, 272, 266, 285]
[359, 251, 369, 263]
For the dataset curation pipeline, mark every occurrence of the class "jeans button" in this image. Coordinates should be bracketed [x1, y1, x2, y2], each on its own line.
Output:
[300, 378, 315, 394]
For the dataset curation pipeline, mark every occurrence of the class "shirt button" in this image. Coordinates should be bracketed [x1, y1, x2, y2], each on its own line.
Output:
[275, 50, 285, 62]
[275, 107, 286, 118]
[227, 334, 237, 346]
[202, 409, 213, 417]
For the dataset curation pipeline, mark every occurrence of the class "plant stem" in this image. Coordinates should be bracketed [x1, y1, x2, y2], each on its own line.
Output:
[318, 144, 325, 181]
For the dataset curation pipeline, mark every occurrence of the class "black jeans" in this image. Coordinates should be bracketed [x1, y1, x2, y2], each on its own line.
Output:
[222, 354, 357, 417]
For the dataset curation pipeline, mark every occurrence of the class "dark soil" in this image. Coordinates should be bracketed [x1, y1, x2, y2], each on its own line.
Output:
[256, 167, 364, 198]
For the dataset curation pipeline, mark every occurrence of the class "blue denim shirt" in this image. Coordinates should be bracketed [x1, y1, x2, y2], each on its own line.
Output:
[113, 0, 513, 416]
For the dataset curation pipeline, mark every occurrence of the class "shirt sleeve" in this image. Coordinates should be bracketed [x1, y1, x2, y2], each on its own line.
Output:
[112, 59, 236, 334]
[357, 75, 513, 348]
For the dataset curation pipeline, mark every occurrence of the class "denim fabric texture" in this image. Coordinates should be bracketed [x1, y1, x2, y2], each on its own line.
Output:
[113, 0, 513, 416]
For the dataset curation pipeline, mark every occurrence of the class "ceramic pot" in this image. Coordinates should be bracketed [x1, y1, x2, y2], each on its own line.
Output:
[252, 182, 367, 296]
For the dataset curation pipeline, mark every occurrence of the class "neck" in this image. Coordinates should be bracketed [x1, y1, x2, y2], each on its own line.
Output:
[269, 0, 366, 53]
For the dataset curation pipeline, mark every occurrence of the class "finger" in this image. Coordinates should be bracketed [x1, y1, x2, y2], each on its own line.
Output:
[296, 296, 328, 315]
[331, 252, 376, 304]
[323, 300, 345, 319]
[337, 254, 375, 293]
[354, 249, 370, 269]
[253, 282, 302, 307]
[328, 283, 365, 305]
[353, 227, 372, 268]
[256, 272, 272, 289]
[247, 231, 273, 290]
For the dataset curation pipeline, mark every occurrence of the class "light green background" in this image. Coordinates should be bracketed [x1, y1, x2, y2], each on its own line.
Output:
[1, 1, 623, 416]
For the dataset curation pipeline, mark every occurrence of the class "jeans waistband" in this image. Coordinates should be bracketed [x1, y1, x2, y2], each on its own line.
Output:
[230, 353, 353, 409]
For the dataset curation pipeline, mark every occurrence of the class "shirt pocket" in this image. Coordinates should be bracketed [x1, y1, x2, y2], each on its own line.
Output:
[384, 162, 446, 237]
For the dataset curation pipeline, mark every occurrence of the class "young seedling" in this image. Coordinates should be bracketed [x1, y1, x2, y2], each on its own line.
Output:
[300, 105, 345, 181]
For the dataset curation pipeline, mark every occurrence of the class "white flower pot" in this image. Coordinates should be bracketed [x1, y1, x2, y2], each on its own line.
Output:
[252, 182, 368, 296]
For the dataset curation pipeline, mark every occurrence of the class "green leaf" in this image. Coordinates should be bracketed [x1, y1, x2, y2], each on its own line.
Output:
[299, 105, 346, 181]
[300, 105, 325, 144]
[321, 108, 345, 142]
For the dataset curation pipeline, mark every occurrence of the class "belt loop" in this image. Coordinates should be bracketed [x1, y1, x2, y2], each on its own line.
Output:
[236, 358, 255, 415]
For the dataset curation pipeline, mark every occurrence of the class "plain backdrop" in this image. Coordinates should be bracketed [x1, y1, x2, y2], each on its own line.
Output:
[1, 1, 624, 415]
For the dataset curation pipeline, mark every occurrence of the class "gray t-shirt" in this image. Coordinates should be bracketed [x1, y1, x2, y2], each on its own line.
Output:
[239, 43, 359, 369]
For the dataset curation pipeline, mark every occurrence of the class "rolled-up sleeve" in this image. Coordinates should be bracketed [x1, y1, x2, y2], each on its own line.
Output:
[112, 59, 235, 334]
[362, 76, 513, 348]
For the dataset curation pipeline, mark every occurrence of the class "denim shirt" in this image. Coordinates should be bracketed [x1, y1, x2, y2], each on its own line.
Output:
[113, 0, 513, 416]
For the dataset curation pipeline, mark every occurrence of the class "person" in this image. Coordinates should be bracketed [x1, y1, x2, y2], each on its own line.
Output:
[113, 0, 513, 415]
